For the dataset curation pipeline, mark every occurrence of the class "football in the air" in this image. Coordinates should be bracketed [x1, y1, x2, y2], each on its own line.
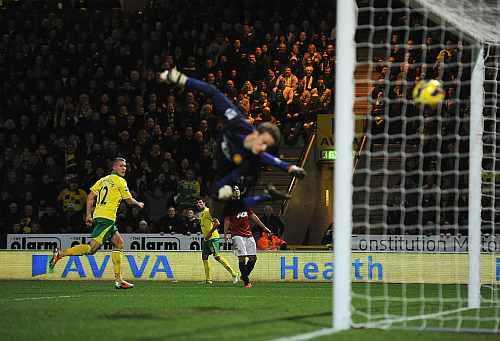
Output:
[412, 79, 445, 106]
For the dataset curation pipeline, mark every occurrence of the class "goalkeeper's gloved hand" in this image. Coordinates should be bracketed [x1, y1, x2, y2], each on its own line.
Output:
[288, 165, 307, 179]
[159, 67, 187, 87]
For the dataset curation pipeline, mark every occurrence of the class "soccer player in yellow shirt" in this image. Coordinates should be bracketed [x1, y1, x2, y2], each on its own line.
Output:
[49, 157, 145, 289]
[196, 198, 239, 284]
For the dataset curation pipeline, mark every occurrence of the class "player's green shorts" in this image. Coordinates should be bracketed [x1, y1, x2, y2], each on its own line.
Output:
[91, 217, 118, 244]
[202, 238, 221, 256]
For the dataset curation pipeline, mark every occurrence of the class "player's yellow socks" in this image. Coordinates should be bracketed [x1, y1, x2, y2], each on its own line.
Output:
[112, 249, 123, 281]
[215, 255, 237, 276]
[61, 244, 91, 256]
[203, 260, 211, 281]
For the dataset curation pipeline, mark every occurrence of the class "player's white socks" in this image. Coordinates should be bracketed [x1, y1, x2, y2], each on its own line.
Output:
[159, 67, 187, 87]
[218, 185, 234, 200]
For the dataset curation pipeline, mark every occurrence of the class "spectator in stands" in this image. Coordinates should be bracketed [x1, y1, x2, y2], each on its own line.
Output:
[3, 202, 21, 233]
[144, 187, 170, 227]
[18, 204, 38, 234]
[44, 156, 64, 182]
[301, 66, 317, 92]
[176, 126, 198, 163]
[39, 204, 63, 234]
[0, 0, 339, 237]
[260, 205, 285, 237]
[138, 219, 153, 234]
[57, 178, 87, 232]
[276, 67, 298, 91]
[157, 206, 185, 234]
[120, 205, 146, 233]
[197, 145, 215, 195]
[175, 169, 201, 214]
[183, 208, 201, 235]
[2, 171, 19, 201]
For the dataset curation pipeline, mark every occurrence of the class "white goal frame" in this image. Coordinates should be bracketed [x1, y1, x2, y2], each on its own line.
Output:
[333, 0, 488, 331]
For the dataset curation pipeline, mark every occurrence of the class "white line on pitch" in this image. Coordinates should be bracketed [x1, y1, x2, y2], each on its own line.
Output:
[272, 328, 337, 341]
[3, 294, 136, 302]
[3, 293, 328, 303]
[5, 295, 83, 302]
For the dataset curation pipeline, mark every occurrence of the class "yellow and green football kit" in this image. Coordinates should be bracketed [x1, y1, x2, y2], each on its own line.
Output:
[90, 174, 132, 222]
[199, 206, 237, 282]
[90, 174, 132, 281]
[200, 207, 221, 256]
[52, 173, 133, 283]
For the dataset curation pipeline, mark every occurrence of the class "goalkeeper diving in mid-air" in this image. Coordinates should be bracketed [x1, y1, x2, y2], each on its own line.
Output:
[159, 68, 306, 208]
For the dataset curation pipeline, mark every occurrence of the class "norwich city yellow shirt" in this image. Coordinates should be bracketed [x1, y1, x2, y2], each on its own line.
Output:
[200, 207, 219, 240]
[58, 188, 87, 212]
[90, 174, 132, 221]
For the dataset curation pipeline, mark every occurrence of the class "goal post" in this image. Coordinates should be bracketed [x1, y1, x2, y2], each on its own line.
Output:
[333, 0, 356, 331]
[334, 0, 500, 333]
[468, 45, 485, 309]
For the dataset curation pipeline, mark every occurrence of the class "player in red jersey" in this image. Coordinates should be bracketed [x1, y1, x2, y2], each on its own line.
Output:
[223, 186, 271, 288]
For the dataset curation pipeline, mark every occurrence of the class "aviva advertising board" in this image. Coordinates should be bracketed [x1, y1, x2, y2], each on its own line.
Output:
[0, 251, 499, 284]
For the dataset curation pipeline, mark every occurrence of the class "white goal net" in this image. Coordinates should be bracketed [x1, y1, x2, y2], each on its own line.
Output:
[334, 0, 500, 333]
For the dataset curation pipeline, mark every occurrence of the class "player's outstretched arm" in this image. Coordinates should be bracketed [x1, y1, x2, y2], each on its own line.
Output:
[259, 152, 290, 171]
[125, 198, 145, 209]
[259, 152, 307, 178]
[159, 67, 187, 87]
[160, 68, 241, 122]
[288, 165, 307, 179]
[249, 212, 272, 234]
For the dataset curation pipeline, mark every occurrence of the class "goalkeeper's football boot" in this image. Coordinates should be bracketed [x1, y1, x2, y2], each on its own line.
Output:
[232, 273, 240, 284]
[115, 279, 134, 289]
[264, 184, 291, 201]
[48, 248, 62, 273]
[159, 67, 187, 88]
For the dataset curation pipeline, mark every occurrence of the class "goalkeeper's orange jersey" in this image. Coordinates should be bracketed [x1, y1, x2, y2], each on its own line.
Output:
[90, 174, 132, 221]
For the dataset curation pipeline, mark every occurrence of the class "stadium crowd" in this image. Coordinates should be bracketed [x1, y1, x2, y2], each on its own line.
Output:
[364, 7, 472, 235]
[0, 0, 335, 237]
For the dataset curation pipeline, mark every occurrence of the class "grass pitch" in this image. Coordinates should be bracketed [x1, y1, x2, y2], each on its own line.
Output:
[0, 280, 498, 340]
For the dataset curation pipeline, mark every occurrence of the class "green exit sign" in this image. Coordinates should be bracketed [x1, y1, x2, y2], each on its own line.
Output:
[321, 150, 336, 161]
